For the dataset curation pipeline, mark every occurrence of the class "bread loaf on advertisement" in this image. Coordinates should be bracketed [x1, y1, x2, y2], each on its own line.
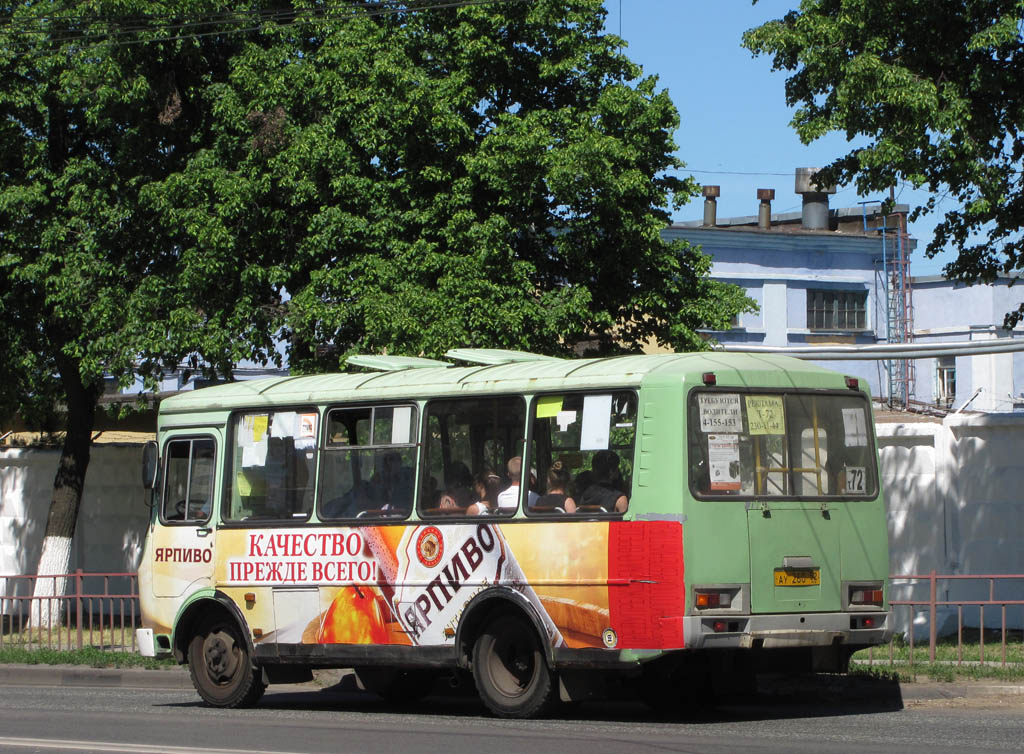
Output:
[539, 596, 609, 648]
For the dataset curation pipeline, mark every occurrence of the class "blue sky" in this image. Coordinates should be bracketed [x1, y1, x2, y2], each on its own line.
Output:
[604, 0, 950, 276]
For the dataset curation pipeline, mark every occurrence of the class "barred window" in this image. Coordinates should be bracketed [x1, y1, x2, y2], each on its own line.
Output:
[807, 289, 867, 331]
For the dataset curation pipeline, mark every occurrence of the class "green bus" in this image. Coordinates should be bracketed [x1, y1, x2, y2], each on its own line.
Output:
[137, 349, 890, 717]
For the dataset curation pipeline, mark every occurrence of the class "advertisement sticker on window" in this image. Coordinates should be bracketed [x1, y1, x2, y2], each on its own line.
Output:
[708, 433, 741, 492]
[842, 407, 868, 447]
[745, 395, 785, 435]
[390, 406, 412, 444]
[536, 396, 563, 419]
[271, 411, 297, 438]
[580, 394, 612, 450]
[698, 393, 742, 433]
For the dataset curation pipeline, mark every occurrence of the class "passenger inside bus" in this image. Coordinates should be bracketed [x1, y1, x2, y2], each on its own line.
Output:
[367, 451, 414, 515]
[532, 461, 577, 513]
[467, 470, 503, 515]
[496, 456, 539, 512]
[578, 450, 629, 513]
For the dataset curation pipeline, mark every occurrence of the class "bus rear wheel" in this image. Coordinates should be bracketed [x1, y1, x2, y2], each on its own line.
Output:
[187, 615, 265, 708]
[472, 611, 555, 718]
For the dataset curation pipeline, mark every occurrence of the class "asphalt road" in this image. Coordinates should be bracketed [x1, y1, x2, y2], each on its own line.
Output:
[1, 671, 1023, 754]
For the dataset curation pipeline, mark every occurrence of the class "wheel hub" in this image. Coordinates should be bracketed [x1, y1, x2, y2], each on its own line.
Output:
[203, 630, 240, 682]
[490, 637, 534, 695]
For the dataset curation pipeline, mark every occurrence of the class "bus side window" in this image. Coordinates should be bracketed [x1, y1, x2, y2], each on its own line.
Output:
[224, 410, 317, 522]
[318, 404, 418, 521]
[527, 391, 636, 516]
[161, 437, 215, 523]
[419, 396, 525, 517]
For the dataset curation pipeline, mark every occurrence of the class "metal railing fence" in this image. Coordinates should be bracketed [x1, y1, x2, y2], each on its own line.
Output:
[0, 570, 139, 652]
[2, 569, 1023, 664]
[865, 570, 1024, 667]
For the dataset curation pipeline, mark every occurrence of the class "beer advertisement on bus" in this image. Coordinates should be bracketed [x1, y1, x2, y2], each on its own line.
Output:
[145, 520, 685, 651]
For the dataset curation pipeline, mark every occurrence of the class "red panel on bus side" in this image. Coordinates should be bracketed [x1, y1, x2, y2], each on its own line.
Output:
[607, 521, 685, 649]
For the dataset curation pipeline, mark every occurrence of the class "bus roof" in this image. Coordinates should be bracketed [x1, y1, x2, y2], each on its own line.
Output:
[158, 351, 852, 416]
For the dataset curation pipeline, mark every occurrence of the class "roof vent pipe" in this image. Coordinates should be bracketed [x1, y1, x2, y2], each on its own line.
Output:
[756, 188, 775, 230]
[794, 167, 836, 230]
[702, 185, 720, 227]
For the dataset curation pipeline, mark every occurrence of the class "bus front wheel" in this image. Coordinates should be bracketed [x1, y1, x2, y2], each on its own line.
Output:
[187, 615, 265, 708]
[472, 611, 555, 718]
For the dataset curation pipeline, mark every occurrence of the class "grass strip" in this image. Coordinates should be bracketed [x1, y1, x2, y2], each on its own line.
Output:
[0, 646, 176, 669]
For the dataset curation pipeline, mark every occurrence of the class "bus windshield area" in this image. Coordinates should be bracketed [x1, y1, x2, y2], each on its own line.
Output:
[688, 390, 878, 500]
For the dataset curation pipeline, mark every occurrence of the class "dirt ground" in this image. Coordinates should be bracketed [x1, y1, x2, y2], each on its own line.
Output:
[902, 682, 1024, 709]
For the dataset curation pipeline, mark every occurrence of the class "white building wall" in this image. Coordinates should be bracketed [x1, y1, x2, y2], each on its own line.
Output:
[876, 422, 943, 576]
[878, 412, 1024, 633]
[968, 330, 1017, 412]
[1, 446, 150, 579]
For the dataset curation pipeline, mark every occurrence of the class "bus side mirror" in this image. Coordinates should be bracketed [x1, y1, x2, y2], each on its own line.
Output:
[142, 441, 159, 490]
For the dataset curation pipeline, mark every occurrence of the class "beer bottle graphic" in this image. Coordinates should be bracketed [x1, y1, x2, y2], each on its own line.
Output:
[366, 522, 564, 648]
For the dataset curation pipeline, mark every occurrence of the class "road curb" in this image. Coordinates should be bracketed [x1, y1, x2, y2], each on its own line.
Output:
[899, 681, 1024, 701]
[0, 663, 193, 690]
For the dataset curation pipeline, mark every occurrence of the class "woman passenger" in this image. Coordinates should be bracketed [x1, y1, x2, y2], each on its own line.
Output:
[534, 460, 577, 513]
[467, 470, 503, 515]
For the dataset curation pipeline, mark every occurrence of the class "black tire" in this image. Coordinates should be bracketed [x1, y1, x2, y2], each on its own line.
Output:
[356, 667, 437, 705]
[472, 611, 556, 719]
[187, 614, 265, 708]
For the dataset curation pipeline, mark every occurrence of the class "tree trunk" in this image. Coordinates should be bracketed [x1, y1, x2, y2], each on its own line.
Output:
[30, 359, 100, 629]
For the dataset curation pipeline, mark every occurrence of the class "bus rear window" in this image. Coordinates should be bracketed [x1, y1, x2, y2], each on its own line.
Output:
[687, 390, 878, 499]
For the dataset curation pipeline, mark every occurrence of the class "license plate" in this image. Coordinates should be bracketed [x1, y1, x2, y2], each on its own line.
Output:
[774, 568, 820, 586]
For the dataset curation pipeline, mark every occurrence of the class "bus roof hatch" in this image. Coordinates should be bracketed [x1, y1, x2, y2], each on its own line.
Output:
[345, 355, 452, 371]
[444, 348, 564, 366]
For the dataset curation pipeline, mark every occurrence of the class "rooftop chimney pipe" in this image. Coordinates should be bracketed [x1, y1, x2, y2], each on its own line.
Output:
[756, 188, 775, 230]
[794, 167, 836, 230]
[702, 185, 720, 227]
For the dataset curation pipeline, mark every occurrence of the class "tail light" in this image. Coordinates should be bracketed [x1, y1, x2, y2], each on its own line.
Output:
[849, 585, 884, 607]
[694, 589, 734, 610]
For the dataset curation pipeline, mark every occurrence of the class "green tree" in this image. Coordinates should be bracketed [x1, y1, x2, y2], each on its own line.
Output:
[744, 0, 1024, 326]
[0, 2, 284, 621]
[1, 0, 751, 619]
[161, 0, 751, 366]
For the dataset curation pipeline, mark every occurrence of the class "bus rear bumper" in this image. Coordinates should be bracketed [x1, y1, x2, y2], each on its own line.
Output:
[683, 611, 891, 650]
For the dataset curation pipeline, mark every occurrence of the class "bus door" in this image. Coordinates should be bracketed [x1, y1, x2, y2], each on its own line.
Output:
[747, 504, 841, 614]
[151, 433, 219, 598]
[741, 393, 854, 614]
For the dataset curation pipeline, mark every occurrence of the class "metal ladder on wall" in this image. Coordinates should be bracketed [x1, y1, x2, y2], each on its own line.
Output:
[887, 211, 915, 408]
[862, 202, 916, 408]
